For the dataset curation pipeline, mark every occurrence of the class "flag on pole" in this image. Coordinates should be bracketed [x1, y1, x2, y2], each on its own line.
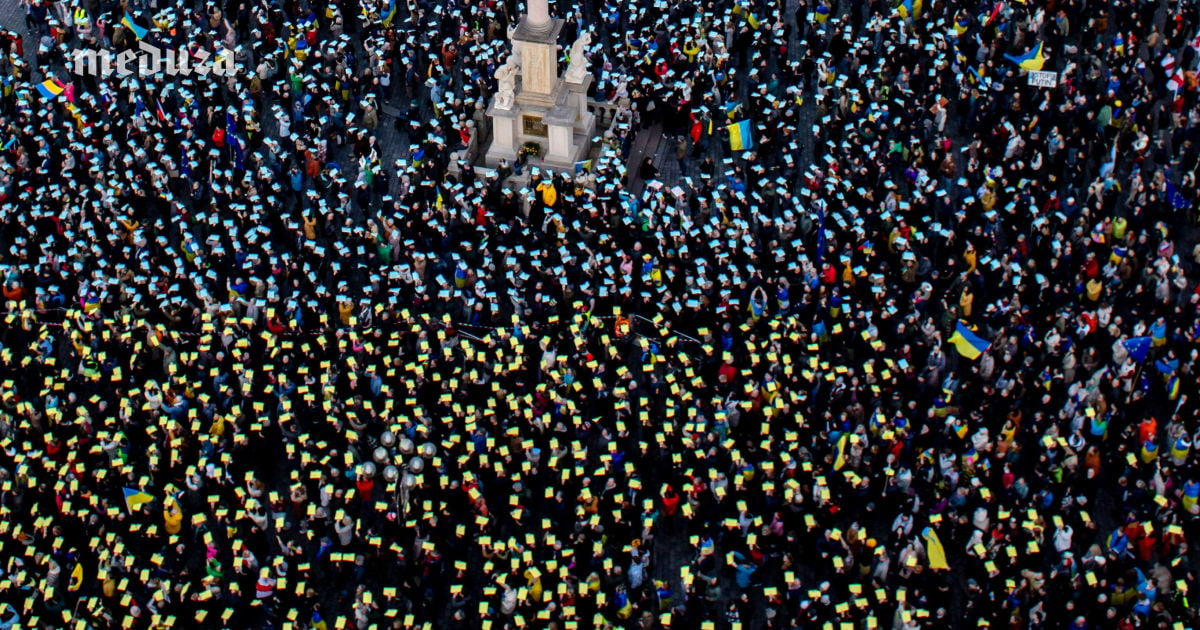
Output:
[121, 14, 148, 40]
[982, 1, 1002, 27]
[123, 487, 154, 513]
[36, 79, 64, 100]
[727, 119, 753, 151]
[1123, 336, 1152, 363]
[949, 321, 990, 359]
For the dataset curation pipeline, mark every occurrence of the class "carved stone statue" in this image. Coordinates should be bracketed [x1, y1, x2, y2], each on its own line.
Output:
[494, 55, 520, 110]
[564, 31, 592, 83]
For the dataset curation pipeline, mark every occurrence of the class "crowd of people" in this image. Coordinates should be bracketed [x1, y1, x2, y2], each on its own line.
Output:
[0, 0, 1199, 627]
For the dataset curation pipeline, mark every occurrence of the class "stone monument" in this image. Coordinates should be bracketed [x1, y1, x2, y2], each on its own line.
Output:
[484, 0, 595, 170]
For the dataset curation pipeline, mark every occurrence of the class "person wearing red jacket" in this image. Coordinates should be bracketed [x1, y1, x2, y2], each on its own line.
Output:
[661, 485, 680, 516]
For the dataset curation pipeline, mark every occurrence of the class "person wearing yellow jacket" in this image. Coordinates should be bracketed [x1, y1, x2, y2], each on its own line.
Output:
[537, 179, 557, 208]
[164, 495, 183, 536]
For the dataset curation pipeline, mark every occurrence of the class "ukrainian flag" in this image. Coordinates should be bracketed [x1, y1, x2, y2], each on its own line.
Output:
[727, 120, 753, 151]
[733, 4, 761, 29]
[949, 321, 990, 360]
[832, 432, 849, 470]
[36, 79, 64, 100]
[1004, 42, 1046, 71]
[121, 14, 148, 40]
[814, 3, 830, 24]
[1183, 480, 1199, 513]
[124, 487, 155, 512]
[723, 100, 742, 119]
[922, 527, 949, 570]
[68, 562, 84, 591]
[382, 0, 397, 26]
[65, 101, 84, 129]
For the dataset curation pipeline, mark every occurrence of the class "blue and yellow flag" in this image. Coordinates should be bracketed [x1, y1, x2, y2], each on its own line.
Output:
[36, 79, 64, 100]
[923, 527, 950, 570]
[723, 100, 742, 120]
[121, 14, 148, 40]
[814, 3, 830, 24]
[949, 321, 990, 360]
[832, 433, 849, 471]
[123, 487, 154, 513]
[1004, 42, 1046, 70]
[68, 562, 84, 591]
[896, 0, 924, 18]
[382, 0, 397, 26]
[727, 119, 753, 151]
[64, 101, 84, 129]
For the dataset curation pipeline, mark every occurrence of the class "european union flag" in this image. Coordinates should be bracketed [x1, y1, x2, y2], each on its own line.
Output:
[1123, 336, 1151, 363]
[1166, 180, 1190, 210]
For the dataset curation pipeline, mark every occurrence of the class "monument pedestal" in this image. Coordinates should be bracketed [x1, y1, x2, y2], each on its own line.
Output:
[482, 2, 596, 172]
[484, 105, 520, 164]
